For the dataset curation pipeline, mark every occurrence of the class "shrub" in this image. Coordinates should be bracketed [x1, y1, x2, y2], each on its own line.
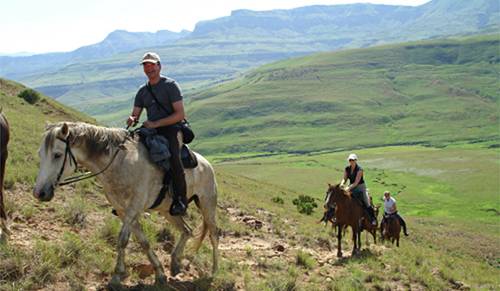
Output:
[99, 216, 121, 245]
[271, 196, 284, 204]
[18, 89, 41, 104]
[61, 196, 87, 228]
[292, 195, 318, 215]
[296, 250, 316, 269]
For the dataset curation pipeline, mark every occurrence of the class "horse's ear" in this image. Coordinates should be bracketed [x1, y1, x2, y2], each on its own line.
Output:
[61, 123, 69, 138]
[328, 183, 332, 187]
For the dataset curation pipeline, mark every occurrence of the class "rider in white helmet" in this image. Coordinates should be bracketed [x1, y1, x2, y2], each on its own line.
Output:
[341, 153, 377, 225]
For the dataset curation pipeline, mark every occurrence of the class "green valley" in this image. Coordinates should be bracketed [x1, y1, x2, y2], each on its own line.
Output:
[188, 35, 500, 155]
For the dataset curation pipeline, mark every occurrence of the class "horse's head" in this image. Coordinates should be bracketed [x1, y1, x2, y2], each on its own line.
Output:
[324, 183, 346, 209]
[33, 123, 76, 202]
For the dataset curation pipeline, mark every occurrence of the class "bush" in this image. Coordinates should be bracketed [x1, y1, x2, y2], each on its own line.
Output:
[18, 89, 41, 104]
[296, 250, 316, 269]
[292, 195, 318, 215]
[271, 196, 284, 204]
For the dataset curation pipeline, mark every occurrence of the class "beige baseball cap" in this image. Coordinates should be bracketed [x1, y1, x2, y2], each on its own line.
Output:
[140, 52, 161, 64]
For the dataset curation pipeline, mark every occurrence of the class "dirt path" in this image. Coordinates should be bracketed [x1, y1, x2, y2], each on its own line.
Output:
[2, 185, 405, 290]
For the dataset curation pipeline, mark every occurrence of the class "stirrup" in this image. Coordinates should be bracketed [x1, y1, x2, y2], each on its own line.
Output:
[169, 199, 187, 216]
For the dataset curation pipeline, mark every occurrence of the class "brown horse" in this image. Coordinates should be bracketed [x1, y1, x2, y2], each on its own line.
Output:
[0, 111, 9, 239]
[324, 183, 367, 257]
[321, 200, 379, 245]
[360, 205, 379, 245]
[382, 214, 401, 247]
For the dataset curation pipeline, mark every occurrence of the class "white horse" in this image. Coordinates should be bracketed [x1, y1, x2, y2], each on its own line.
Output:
[33, 122, 218, 286]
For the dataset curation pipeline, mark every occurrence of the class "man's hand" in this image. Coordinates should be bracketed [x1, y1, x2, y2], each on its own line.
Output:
[143, 120, 157, 128]
[126, 116, 137, 127]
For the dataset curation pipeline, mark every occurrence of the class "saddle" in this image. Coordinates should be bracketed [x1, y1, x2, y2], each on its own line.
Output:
[351, 189, 366, 207]
[383, 213, 398, 222]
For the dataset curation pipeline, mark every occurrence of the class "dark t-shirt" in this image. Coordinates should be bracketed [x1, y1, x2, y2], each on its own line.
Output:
[345, 164, 365, 185]
[134, 76, 183, 122]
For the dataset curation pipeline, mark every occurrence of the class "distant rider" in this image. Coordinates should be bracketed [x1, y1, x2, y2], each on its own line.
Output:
[341, 153, 377, 225]
[380, 191, 409, 236]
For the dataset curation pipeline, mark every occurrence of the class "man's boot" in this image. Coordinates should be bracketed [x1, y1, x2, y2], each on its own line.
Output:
[399, 217, 409, 236]
[169, 194, 187, 216]
[366, 206, 377, 225]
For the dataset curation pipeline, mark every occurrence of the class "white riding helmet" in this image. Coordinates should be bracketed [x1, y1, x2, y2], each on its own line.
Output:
[347, 153, 358, 161]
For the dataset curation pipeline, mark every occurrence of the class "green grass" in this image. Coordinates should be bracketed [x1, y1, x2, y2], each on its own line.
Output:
[210, 144, 500, 289]
[216, 145, 500, 226]
[0, 78, 95, 186]
[187, 34, 499, 155]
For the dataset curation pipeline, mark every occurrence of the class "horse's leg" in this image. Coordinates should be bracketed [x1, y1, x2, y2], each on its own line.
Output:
[0, 151, 9, 240]
[351, 227, 358, 255]
[110, 218, 132, 286]
[197, 197, 219, 275]
[337, 223, 342, 258]
[358, 228, 362, 252]
[163, 214, 192, 276]
[129, 220, 167, 285]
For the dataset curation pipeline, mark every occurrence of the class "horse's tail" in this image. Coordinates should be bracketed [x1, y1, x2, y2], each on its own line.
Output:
[192, 220, 209, 252]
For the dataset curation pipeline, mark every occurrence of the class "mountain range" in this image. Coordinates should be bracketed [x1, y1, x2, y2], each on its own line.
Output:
[0, 0, 498, 124]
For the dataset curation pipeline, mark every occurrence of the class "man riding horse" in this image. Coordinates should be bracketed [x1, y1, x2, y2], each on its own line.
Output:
[127, 52, 188, 216]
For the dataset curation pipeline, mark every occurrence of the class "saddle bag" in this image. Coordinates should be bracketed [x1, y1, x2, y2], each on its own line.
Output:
[181, 144, 198, 168]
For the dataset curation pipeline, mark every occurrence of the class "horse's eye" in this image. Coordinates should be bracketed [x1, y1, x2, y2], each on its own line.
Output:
[54, 153, 62, 159]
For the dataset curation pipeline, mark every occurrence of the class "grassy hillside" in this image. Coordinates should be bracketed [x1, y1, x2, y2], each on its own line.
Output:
[212, 144, 500, 289]
[1, 144, 498, 290]
[0, 78, 95, 185]
[2, 0, 497, 125]
[188, 34, 500, 154]
[0, 78, 498, 289]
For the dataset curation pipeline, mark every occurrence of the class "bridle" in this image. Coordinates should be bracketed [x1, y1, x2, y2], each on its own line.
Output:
[55, 136, 121, 186]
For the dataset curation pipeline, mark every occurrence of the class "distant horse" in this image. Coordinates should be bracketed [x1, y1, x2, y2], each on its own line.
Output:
[324, 183, 368, 257]
[321, 200, 380, 245]
[0, 111, 9, 240]
[381, 214, 401, 247]
[33, 122, 219, 287]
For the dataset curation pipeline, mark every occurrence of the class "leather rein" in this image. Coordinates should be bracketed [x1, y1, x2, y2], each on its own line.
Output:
[55, 136, 123, 186]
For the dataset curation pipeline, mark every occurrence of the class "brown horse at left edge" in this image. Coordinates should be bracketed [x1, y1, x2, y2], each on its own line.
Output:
[0, 110, 10, 240]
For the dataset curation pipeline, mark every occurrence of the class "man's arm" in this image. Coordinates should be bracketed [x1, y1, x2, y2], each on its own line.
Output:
[391, 201, 398, 213]
[143, 101, 185, 128]
[127, 106, 143, 127]
[340, 171, 348, 187]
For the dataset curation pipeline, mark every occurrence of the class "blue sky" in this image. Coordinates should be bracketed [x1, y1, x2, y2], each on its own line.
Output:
[1, 0, 430, 54]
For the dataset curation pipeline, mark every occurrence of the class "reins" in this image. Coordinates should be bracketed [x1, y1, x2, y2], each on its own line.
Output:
[55, 129, 132, 186]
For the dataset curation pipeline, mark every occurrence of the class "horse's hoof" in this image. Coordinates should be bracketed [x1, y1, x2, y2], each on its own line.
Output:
[108, 277, 122, 291]
[170, 263, 181, 277]
[337, 252, 342, 258]
[155, 274, 168, 286]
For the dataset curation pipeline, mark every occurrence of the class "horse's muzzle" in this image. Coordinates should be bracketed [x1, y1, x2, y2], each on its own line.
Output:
[33, 185, 54, 202]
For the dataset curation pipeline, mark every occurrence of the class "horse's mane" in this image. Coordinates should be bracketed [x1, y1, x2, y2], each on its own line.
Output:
[44, 122, 129, 158]
[330, 183, 351, 197]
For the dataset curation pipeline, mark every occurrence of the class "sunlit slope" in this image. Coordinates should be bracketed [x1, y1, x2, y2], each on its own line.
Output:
[0, 78, 95, 184]
[189, 35, 500, 154]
